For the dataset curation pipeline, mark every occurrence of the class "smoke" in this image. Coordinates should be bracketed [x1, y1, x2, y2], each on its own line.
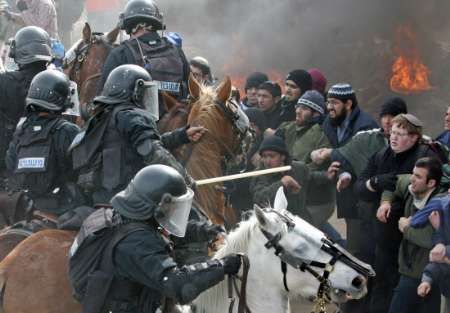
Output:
[84, 0, 450, 134]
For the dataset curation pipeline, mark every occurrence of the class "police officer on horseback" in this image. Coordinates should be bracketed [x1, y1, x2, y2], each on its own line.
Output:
[0, 26, 52, 189]
[5, 69, 81, 216]
[72, 64, 203, 205]
[69, 164, 241, 313]
[98, 0, 190, 108]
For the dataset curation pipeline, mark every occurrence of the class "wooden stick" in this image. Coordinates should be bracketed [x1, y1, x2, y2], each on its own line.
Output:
[196, 165, 292, 186]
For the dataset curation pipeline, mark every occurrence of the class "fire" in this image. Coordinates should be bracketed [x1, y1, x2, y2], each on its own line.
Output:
[390, 25, 432, 94]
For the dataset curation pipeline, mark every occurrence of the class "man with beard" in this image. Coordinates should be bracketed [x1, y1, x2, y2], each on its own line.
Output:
[322, 83, 377, 258]
[278, 69, 312, 123]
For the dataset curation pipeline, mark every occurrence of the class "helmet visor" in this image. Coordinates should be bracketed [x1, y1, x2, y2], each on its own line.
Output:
[155, 188, 194, 237]
[135, 79, 159, 120]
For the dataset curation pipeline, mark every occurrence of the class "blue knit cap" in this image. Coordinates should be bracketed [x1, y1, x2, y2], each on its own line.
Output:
[296, 90, 326, 115]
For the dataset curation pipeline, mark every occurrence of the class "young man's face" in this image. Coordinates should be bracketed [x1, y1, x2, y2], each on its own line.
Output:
[261, 150, 285, 168]
[190, 65, 207, 84]
[246, 87, 258, 107]
[285, 80, 301, 102]
[296, 106, 314, 127]
[327, 98, 346, 120]
[409, 166, 434, 195]
[444, 106, 450, 131]
[257, 89, 276, 112]
[390, 124, 419, 153]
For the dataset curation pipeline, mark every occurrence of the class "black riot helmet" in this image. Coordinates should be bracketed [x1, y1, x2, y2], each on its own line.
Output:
[119, 0, 165, 34]
[94, 64, 159, 118]
[9, 26, 53, 66]
[111, 164, 194, 237]
[26, 70, 72, 112]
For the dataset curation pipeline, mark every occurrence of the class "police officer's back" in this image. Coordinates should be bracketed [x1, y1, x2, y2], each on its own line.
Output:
[5, 69, 80, 215]
[0, 26, 52, 183]
[98, 0, 189, 102]
[69, 165, 241, 313]
[72, 64, 191, 205]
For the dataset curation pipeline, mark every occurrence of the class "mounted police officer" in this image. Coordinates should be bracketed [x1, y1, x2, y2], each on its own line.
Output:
[72, 64, 204, 205]
[0, 25, 52, 189]
[98, 0, 190, 109]
[69, 164, 241, 313]
[5, 69, 81, 216]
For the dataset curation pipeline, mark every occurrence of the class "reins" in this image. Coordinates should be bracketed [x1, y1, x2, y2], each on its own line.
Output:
[227, 254, 251, 313]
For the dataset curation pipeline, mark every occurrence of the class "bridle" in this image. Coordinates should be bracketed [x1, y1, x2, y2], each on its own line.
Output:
[259, 209, 375, 313]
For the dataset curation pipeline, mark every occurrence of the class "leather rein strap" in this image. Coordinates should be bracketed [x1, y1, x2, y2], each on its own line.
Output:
[227, 254, 251, 313]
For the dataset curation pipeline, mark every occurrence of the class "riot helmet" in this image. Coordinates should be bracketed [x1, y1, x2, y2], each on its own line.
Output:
[26, 70, 72, 112]
[94, 64, 159, 119]
[119, 0, 165, 34]
[111, 164, 194, 237]
[9, 26, 53, 65]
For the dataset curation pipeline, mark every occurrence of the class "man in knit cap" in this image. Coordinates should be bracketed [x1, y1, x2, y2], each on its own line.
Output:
[308, 68, 327, 96]
[278, 69, 313, 123]
[322, 83, 378, 249]
[257, 80, 283, 129]
[275, 90, 342, 242]
[240, 72, 268, 111]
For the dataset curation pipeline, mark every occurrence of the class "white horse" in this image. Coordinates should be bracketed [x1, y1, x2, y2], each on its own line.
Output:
[185, 187, 373, 313]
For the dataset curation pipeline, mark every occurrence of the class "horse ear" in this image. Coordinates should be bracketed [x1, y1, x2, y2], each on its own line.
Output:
[254, 204, 269, 229]
[82, 22, 92, 43]
[105, 26, 120, 44]
[216, 76, 232, 103]
[273, 187, 288, 212]
[189, 73, 201, 100]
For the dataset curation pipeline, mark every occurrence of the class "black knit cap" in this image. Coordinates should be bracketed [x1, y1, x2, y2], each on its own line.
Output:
[245, 72, 269, 91]
[258, 81, 282, 98]
[259, 135, 289, 157]
[286, 69, 313, 95]
[379, 97, 408, 117]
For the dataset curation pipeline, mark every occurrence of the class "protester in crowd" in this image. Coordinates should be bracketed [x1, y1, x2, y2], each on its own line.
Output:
[378, 157, 445, 313]
[308, 68, 327, 96]
[357, 114, 445, 313]
[240, 71, 268, 111]
[436, 105, 450, 149]
[257, 80, 283, 130]
[278, 69, 312, 123]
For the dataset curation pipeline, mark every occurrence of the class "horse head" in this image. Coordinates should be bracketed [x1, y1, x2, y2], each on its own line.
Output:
[254, 187, 374, 305]
[185, 75, 249, 226]
[63, 22, 118, 121]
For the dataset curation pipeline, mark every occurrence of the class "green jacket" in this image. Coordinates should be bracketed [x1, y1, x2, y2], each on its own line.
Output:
[382, 175, 444, 279]
[250, 161, 331, 223]
[277, 121, 334, 207]
[335, 128, 388, 177]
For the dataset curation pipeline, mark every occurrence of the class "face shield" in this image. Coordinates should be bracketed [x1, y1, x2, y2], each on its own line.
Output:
[63, 81, 80, 117]
[154, 188, 194, 237]
[134, 79, 159, 120]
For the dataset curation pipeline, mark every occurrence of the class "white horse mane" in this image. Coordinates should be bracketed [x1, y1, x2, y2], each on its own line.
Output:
[193, 214, 261, 313]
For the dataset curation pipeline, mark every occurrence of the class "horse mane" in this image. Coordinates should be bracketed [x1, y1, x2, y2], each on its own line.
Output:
[185, 85, 237, 224]
[193, 215, 259, 313]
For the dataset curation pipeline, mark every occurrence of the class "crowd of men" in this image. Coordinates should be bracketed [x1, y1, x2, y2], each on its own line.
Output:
[1, 0, 450, 313]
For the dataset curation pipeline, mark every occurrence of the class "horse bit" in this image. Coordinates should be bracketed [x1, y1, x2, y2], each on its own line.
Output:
[260, 210, 375, 313]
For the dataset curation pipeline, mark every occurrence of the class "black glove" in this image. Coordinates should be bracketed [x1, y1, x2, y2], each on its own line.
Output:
[205, 224, 226, 239]
[369, 173, 397, 192]
[221, 254, 242, 275]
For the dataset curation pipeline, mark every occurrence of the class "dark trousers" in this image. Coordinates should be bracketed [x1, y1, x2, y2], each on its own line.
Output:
[388, 275, 441, 313]
[369, 245, 400, 313]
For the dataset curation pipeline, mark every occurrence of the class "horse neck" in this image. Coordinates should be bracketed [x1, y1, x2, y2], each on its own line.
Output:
[193, 219, 290, 313]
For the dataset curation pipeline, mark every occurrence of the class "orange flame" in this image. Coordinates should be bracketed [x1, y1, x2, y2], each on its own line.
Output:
[390, 25, 432, 94]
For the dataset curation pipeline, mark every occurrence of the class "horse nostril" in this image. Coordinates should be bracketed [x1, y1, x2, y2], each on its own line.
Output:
[351, 275, 365, 288]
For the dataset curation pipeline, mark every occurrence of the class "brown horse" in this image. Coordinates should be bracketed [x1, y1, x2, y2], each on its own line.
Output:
[185, 76, 248, 226]
[64, 23, 119, 123]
